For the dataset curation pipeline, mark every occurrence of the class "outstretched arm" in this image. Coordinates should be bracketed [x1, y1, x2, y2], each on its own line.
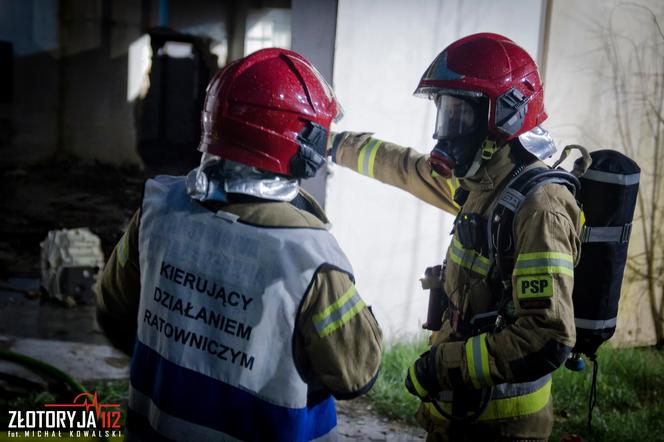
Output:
[330, 132, 460, 215]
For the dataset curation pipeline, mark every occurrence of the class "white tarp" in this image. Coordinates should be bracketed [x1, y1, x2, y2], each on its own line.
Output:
[329, 0, 544, 340]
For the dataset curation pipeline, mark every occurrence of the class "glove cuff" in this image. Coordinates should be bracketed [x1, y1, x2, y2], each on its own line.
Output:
[419, 345, 442, 394]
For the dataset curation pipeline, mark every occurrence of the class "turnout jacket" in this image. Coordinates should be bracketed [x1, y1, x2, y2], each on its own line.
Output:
[331, 132, 580, 440]
[96, 176, 382, 442]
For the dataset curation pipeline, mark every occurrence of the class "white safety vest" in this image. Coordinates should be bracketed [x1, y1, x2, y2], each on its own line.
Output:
[127, 175, 353, 442]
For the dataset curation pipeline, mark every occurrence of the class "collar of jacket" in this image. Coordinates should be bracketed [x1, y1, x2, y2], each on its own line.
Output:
[459, 145, 515, 192]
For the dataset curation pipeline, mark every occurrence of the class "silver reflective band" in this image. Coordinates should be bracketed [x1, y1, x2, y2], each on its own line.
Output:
[436, 374, 551, 402]
[583, 169, 640, 186]
[492, 374, 551, 399]
[575, 317, 617, 330]
[580, 224, 632, 243]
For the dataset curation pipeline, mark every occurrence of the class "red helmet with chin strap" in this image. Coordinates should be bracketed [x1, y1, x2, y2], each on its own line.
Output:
[415, 32, 546, 141]
[198, 48, 341, 178]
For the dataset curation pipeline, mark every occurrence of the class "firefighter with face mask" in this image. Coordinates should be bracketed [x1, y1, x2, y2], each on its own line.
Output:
[96, 48, 382, 442]
[329, 33, 580, 441]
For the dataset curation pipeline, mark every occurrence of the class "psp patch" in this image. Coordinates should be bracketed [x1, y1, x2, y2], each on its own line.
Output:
[516, 275, 554, 299]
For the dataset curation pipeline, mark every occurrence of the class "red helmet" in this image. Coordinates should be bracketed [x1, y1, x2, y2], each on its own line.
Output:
[198, 48, 341, 178]
[415, 33, 546, 141]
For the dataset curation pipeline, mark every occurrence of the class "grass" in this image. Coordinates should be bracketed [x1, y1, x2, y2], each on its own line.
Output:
[367, 338, 429, 424]
[367, 340, 664, 441]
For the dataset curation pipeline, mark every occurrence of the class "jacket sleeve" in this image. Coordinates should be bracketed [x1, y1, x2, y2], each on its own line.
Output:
[330, 131, 460, 215]
[95, 209, 142, 355]
[433, 184, 580, 389]
[296, 267, 383, 399]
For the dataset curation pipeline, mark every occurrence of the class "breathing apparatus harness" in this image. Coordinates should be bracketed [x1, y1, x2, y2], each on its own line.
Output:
[422, 144, 640, 429]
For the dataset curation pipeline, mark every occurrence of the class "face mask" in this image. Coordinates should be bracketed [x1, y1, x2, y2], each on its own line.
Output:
[429, 134, 487, 178]
[427, 94, 489, 178]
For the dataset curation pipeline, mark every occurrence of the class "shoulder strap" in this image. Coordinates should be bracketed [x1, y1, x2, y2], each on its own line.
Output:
[487, 167, 579, 308]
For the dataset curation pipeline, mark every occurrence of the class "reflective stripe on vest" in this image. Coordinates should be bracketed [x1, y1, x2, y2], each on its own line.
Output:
[132, 175, 353, 441]
[429, 375, 552, 421]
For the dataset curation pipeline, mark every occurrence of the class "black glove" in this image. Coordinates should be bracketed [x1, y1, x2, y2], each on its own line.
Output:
[404, 346, 442, 400]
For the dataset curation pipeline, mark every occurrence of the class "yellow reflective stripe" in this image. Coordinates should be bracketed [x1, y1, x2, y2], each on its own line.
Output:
[465, 333, 492, 389]
[313, 285, 366, 337]
[580, 210, 586, 226]
[117, 233, 129, 267]
[445, 177, 459, 195]
[313, 285, 356, 323]
[425, 379, 551, 421]
[449, 252, 488, 277]
[514, 251, 574, 277]
[445, 177, 460, 209]
[317, 298, 365, 337]
[513, 266, 574, 277]
[449, 237, 490, 276]
[465, 339, 480, 389]
[367, 140, 380, 178]
[516, 252, 574, 263]
[356, 141, 369, 174]
[452, 237, 490, 265]
[357, 139, 382, 177]
[408, 364, 428, 397]
[478, 379, 551, 420]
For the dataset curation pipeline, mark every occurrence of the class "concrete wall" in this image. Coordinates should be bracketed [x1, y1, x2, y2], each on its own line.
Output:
[543, 0, 664, 346]
[0, 0, 232, 167]
[0, 0, 60, 162]
[291, 0, 338, 207]
[329, 0, 544, 341]
[59, 0, 143, 165]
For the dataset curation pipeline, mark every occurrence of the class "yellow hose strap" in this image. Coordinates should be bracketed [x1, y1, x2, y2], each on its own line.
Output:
[465, 333, 492, 388]
[357, 138, 382, 178]
[426, 379, 552, 422]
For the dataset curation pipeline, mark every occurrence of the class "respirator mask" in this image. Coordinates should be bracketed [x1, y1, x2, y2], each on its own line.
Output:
[428, 93, 490, 179]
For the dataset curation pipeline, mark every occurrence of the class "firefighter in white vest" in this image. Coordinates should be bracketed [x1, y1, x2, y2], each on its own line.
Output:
[96, 48, 382, 442]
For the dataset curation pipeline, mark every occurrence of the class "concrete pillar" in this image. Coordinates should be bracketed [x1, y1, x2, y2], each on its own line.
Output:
[290, 0, 338, 208]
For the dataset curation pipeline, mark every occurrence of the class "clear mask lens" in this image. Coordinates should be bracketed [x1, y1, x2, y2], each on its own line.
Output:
[433, 94, 479, 140]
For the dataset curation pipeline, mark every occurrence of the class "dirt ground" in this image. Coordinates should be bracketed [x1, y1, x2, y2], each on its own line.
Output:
[0, 156, 150, 279]
[0, 155, 426, 439]
[337, 398, 425, 441]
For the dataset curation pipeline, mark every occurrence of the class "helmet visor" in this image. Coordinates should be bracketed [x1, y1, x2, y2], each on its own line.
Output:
[433, 94, 480, 140]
